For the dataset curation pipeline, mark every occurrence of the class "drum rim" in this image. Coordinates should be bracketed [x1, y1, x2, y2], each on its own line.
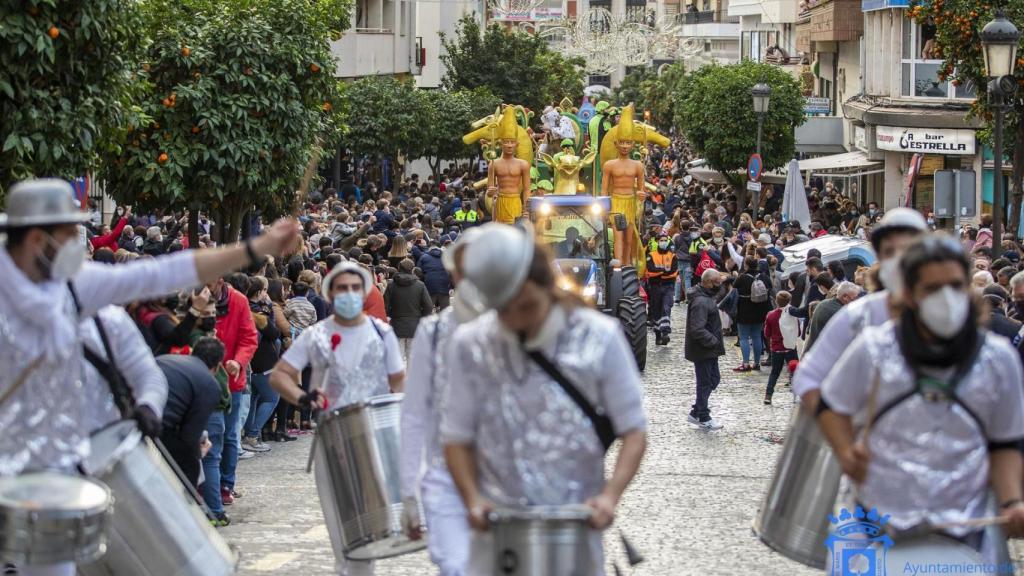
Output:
[324, 393, 404, 418]
[489, 504, 594, 523]
[81, 420, 142, 478]
[0, 471, 111, 515]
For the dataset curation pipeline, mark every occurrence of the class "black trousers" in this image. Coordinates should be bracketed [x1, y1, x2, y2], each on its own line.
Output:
[690, 357, 720, 422]
[648, 281, 674, 337]
[160, 433, 201, 488]
[765, 350, 798, 398]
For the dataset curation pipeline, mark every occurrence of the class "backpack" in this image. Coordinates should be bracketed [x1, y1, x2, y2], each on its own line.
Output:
[694, 249, 715, 278]
[750, 275, 769, 303]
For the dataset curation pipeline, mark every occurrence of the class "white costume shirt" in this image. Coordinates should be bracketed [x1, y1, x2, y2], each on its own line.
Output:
[0, 249, 198, 476]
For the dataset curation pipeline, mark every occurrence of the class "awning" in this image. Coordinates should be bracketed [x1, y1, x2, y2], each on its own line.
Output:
[792, 150, 881, 173]
[688, 165, 786, 185]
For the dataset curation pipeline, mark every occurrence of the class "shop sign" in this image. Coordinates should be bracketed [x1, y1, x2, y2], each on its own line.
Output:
[804, 97, 831, 115]
[854, 126, 867, 151]
[862, 0, 909, 11]
[876, 126, 975, 155]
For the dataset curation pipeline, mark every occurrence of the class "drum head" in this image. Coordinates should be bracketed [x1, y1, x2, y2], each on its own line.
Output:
[0, 472, 109, 513]
[344, 535, 426, 561]
[886, 534, 981, 571]
[82, 420, 140, 477]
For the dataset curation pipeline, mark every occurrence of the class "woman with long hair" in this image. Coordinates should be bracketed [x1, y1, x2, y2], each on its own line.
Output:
[388, 234, 410, 268]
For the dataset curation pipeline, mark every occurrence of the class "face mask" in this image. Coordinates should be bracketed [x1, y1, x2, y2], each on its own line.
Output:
[199, 317, 217, 332]
[39, 234, 86, 281]
[878, 258, 902, 294]
[917, 286, 969, 339]
[658, 241, 669, 250]
[333, 292, 364, 320]
[927, 219, 935, 227]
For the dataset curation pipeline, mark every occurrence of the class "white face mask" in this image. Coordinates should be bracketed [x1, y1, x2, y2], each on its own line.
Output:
[41, 234, 86, 281]
[917, 285, 969, 339]
[878, 258, 902, 294]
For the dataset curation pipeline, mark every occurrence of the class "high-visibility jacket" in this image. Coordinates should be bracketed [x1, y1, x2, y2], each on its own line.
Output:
[688, 236, 709, 256]
[454, 209, 478, 223]
[646, 249, 678, 282]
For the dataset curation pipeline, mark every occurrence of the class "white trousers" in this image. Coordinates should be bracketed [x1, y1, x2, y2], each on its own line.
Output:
[421, 468, 470, 576]
[314, 446, 374, 576]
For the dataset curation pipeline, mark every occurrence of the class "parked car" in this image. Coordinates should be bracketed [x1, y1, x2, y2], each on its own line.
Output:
[779, 235, 876, 282]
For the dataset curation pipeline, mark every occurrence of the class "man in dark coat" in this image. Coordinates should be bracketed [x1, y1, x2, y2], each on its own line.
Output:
[385, 259, 434, 358]
[158, 337, 225, 488]
[685, 269, 726, 430]
[417, 243, 451, 310]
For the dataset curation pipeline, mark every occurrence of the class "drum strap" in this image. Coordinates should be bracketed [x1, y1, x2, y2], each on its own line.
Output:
[526, 350, 616, 452]
[68, 283, 136, 418]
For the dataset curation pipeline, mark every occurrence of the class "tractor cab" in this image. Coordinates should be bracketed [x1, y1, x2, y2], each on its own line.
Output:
[528, 194, 647, 370]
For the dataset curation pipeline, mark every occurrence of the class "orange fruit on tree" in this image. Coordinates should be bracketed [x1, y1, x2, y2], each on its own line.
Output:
[157, 152, 169, 164]
[310, 63, 321, 73]
[48, 26, 59, 39]
[182, 46, 191, 57]
[322, 101, 332, 112]
[191, 126, 201, 134]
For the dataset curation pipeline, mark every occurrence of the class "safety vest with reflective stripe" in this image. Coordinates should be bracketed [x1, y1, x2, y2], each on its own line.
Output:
[646, 250, 678, 281]
[455, 209, 478, 223]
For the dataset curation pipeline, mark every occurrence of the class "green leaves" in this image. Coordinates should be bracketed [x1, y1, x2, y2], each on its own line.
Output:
[440, 15, 584, 118]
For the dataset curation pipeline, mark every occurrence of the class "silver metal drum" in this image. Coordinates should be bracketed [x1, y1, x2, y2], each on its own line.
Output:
[315, 393, 426, 561]
[752, 406, 842, 569]
[77, 421, 237, 576]
[489, 506, 594, 576]
[0, 472, 110, 566]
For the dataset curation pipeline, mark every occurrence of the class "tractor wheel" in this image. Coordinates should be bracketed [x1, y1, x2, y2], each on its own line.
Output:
[618, 295, 647, 372]
[620, 265, 641, 299]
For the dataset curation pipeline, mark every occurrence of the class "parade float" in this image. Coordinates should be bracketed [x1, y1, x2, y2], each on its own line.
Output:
[462, 100, 669, 371]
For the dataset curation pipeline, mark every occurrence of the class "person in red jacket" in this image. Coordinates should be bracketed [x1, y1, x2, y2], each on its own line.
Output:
[209, 275, 258, 503]
[762, 290, 797, 405]
[90, 207, 130, 252]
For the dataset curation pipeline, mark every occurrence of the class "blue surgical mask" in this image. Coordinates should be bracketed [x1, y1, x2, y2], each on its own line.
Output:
[333, 292, 364, 320]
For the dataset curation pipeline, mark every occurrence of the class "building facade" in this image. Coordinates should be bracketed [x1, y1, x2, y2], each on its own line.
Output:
[333, 0, 422, 79]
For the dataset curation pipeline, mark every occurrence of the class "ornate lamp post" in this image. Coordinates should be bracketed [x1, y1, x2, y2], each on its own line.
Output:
[751, 82, 771, 221]
[980, 11, 1019, 258]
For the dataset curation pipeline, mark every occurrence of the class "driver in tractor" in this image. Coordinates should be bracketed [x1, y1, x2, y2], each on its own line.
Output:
[553, 226, 597, 259]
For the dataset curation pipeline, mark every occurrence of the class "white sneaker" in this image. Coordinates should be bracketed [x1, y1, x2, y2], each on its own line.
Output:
[687, 414, 700, 425]
[238, 449, 256, 460]
[699, 418, 723, 431]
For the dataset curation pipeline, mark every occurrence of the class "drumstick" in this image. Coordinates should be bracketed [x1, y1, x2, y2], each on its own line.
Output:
[292, 139, 324, 215]
[932, 516, 1009, 531]
[0, 355, 43, 409]
[859, 367, 882, 444]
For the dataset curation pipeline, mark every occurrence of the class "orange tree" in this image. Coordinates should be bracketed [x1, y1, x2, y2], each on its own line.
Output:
[102, 0, 350, 242]
[0, 0, 144, 195]
[908, 1, 1024, 230]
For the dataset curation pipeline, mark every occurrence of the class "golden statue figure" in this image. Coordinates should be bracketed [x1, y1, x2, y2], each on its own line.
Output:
[540, 139, 597, 196]
[485, 107, 531, 224]
[599, 104, 669, 269]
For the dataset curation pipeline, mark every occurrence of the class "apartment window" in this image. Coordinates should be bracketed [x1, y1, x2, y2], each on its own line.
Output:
[901, 17, 975, 99]
[741, 30, 778, 62]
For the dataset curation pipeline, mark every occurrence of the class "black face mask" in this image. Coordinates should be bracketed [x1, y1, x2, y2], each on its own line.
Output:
[199, 317, 217, 332]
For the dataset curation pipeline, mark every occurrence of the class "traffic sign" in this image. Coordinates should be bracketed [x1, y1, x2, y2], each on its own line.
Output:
[747, 154, 763, 183]
[746, 181, 762, 192]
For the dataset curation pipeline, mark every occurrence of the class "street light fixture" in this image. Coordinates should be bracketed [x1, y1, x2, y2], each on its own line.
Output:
[751, 82, 772, 222]
[980, 10, 1020, 259]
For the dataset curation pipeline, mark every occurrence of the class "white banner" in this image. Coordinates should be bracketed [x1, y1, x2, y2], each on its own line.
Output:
[875, 126, 975, 155]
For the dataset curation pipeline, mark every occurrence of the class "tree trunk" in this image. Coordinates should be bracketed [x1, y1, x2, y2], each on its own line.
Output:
[188, 208, 199, 249]
[391, 154, 403, 192]
[226, 202, 246, 245]
[726, 173, 747, 215]
[429, 157, 441, 182]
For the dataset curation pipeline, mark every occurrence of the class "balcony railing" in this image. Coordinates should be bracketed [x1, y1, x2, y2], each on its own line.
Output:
[675, 10, 716, 25]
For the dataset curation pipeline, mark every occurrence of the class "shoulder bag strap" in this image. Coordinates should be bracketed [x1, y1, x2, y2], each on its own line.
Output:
[526, 350, 616, 452]
[67, 283, 136, 418]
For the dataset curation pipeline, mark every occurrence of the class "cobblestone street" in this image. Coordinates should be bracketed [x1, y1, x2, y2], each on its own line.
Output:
[221, 304, 823, 575]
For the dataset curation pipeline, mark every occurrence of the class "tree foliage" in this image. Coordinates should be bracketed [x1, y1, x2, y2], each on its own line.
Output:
[345, 75, 427, 185]
[101, 0, 349, 241]
[674, 61, 805, 204]
[440, 15, 585, 121]
[418, 88, 500, 180]
[0, 0, 145, 195]
[612, 64, 685, 130]
[908, 1, 1024, 230]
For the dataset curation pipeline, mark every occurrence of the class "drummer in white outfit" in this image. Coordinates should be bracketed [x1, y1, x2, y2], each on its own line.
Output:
[442, 224, 648, 576]
[399, 228, 485, 575]
[270, 261, 405, 576]
[792, 208, 929, 407]
[0, 179, 300, 576]
[818, 236, 1024, 563]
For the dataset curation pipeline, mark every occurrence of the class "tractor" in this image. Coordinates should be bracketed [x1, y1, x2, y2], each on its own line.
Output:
[528, 195, 648, 371]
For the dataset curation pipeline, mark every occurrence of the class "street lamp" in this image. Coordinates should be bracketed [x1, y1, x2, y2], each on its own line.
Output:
[751, 82, 771, 221]
[981, 10, 1020, 258]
